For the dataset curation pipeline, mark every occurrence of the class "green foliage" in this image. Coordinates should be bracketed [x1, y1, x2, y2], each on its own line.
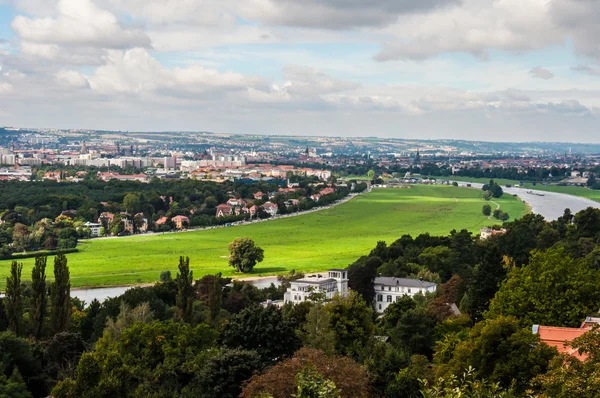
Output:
[486, 248, 600, 327]
[0, 368, 32, 398]
[175, 256, 193, 322]
[30, 256, 47, 340]
[159, 270, 171, 282]
[534, 327, 600, 397]
[221, 305, 300, 363]
[0, 332, 45, 397]
[185, 347, 263, 398]
[390, 308, 438, 357]
[347, 256, 380, 304]
[324, 291, 374, 357]
[294, 365, 340, 398]
[380, 295, 416, 330]
[50, 254, 71, 334]
[228, 237, 265, 273]
[299, 304, 336, 354]
[421, 367, 522, 398]
[4, 261, 23, 335]
[438, 316, 556, 391]
[54, 320, 217, 398]
[482, 204, 492, 216]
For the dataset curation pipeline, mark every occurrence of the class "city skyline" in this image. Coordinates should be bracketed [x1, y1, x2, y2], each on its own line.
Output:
[1, 0, 600, 142]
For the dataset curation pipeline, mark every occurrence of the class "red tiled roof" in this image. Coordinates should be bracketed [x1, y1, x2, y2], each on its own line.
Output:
[537, 326, 589, 360]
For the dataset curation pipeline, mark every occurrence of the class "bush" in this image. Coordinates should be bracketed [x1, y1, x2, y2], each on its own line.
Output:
[482, 204, 492, 216]
[160, 270, 172, 282]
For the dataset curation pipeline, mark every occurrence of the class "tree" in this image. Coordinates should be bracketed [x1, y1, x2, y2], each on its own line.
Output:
[368, 170, 375, 181]
[53, 321, 216, 398]
[324, 291, 374, 357]
[50, 254, 71, 334]
[486, 248, 600, 327]
[295, 365, 341, 398]
[300, 304, 336, 354]
[0, 332, 45, 397]
[482, 204, 492, 216]
[241, 348, 370, 398]
[4, 261, 23, 335]
[186, 348, 263, 398]
[175, 256, 193, 322]
[534, 328, 600, 397]
[421, 367, 521, 398]
[438, 316, 556, 391]
[221, 305, 300, 363]
[122, 193, 141, 214]
[0, 368, 32, 398]
[228, 237, 264, 273]
[30, 256, 47, 340]
[347, 256, 381, 304]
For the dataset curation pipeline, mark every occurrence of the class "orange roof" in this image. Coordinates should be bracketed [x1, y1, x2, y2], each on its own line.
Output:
[536, 326, 588, 360]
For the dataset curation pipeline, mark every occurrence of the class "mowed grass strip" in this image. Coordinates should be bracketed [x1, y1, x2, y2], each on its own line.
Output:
[0, 186, 527, 288]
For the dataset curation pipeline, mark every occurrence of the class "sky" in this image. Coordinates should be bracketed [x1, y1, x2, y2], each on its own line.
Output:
[1, 0, 600, 142]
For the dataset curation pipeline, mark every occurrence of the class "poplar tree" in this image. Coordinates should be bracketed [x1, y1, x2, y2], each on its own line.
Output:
[175, 256, 193, 323]
[4, 261, 23, 335]
[31, 256, 48, 340]
[50, 254, 71, 333]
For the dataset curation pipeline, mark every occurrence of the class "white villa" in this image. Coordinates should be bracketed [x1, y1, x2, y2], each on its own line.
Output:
[374, 277, 437, 312]
[284, 268, 349, 304]
[83, 222, 102, 237]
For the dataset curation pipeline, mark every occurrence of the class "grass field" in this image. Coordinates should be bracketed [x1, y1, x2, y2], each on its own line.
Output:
[0, 186, 527, 288]
[431, 176, 600, 203]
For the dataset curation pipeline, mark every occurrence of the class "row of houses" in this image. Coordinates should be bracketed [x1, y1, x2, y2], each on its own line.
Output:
[283, 269, 437, 313]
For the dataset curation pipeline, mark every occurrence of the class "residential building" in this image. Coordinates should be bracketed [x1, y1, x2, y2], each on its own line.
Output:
[172, 215, 190, 229]
[262, 202, 278, 217]
[216, 204, 233, 218]
[480, 227, 507, 240]
[374, 277, 437, 312]
[284, 269, 349, 304]
[83, 222, 102, 237]
[532, 317, 600, 361]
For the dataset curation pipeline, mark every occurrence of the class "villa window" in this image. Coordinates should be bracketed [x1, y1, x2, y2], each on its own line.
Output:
[377, 294, 383, 302]
[408, 288, 412, 293]
[387, 295, 392, 302]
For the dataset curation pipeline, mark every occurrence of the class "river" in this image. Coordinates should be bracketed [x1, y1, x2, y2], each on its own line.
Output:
[455, 182, 600, 221]
[72, 277, 282, 305]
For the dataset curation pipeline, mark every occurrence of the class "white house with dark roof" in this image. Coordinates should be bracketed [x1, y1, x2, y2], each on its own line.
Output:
[374, 277, 437, 313]
[284, 268, 349, 304]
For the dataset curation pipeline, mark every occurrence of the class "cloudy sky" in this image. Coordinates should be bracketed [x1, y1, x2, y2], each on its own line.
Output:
[1, 0, 600, 142]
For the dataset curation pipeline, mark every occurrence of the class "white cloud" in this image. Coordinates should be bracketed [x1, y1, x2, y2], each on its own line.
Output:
[375, 0, 559, 60]
[529, 66, 554, 80]
[238, 0, 460, 29]
[55, 70, 90, 89]
[11, 0, 150, 49]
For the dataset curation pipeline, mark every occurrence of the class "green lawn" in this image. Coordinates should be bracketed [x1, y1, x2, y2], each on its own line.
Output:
[431, 176, 600, 203]
[0, 186, 527, 288]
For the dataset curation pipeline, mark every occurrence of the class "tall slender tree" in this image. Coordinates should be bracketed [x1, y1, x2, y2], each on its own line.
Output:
[4, 261, 23, 335]
[175, 256, 193, 323]
[31, 256, 48, 340]
[50, 254, 71, 333]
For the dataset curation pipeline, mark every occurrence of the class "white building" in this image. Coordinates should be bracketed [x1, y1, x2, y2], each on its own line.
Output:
[284, 269, 349, 304]
[83, 222, 102, 237]
[374, 277, 437, 313]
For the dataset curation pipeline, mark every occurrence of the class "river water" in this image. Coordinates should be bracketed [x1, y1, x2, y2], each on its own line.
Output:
[73, 184, 600, 303]
[72, 277, 282, 304]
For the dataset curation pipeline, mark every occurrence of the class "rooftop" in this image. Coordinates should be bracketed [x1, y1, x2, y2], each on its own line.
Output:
[374, 277, 437, 289]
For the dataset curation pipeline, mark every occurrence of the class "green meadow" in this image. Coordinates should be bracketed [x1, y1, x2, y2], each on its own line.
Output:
[0, 186, 527, 288]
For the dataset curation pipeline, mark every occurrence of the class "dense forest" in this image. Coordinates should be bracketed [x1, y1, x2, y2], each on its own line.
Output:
[2, 205, 600, 396]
